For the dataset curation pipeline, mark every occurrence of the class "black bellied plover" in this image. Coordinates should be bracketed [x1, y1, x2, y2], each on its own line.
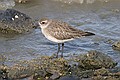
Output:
[38, 18, 95, 57]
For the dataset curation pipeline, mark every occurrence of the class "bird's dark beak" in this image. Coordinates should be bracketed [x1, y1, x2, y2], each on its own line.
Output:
[32, 20, 40, 29]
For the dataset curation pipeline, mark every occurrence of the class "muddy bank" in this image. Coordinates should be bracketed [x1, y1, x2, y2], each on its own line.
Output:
[0, 50, 118, 80]
[0, 9, 36, 34]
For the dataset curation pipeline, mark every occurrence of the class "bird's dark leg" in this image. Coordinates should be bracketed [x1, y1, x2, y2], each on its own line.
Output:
[61, 43, 64, 57]
[56, 43, 60, 58]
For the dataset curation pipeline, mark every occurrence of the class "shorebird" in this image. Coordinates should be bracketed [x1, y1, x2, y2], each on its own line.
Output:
[38, 18, 95, 57]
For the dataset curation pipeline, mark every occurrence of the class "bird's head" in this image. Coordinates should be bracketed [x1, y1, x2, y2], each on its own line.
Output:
[38, 18, 51, 29]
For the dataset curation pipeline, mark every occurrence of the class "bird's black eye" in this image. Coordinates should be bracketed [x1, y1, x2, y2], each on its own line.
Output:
[41, 21, 45, 24]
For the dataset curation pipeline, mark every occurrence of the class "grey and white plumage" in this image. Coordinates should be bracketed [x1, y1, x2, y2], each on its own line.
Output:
[38, 18, 95, 57]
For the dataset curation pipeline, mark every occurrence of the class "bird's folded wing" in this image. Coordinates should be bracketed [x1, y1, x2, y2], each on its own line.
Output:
[47, 22, 87, 40]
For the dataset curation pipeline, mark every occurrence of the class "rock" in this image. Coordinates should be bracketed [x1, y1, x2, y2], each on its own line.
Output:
[0, 53, 119, 80]
[0, 65, 9, 80]
[93, 68, 109, 76]
[14, 0, 31, 3]
[92, 76, 119, 80]
[0, 56, 70, 79]
[75, 50, 117, 69]
[59, 75, 80, 80]
[112, 41, 120, 51]
[70, 65, 94, 79]
[0, 9, 35, 33]
[92, 68, 120, 80]
[0, 54, 6, 65]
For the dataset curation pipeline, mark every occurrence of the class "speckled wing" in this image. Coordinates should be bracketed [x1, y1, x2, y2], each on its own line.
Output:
[46, 20, 91, 40]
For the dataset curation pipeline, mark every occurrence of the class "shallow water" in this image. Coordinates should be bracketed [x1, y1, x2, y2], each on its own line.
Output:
[0, 0, 120, 66]
[0, 0, 15, 10]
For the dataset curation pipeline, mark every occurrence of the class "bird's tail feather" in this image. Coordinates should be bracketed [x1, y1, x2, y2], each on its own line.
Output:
[82, 32, 95, 36]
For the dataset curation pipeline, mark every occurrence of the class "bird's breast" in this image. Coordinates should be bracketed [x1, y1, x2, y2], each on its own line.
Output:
[41, 29, 73, 43]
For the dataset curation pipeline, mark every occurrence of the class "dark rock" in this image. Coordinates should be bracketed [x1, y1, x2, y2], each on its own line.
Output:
[70, 65, 93, 79]
[0, 54, 6, 65]
[92, 76, 119, 80]
[0, 52, 118, 80]
[0, 65, 9, 80]
[0, 9, 35, 33]
[0, 56, 70, 79]
[59, 75, 80, 80]
[75, 50, 117, 69]
[112, 41, 120, 51]
[92, 68, 120, 80]
[93, 68, 109, 76]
